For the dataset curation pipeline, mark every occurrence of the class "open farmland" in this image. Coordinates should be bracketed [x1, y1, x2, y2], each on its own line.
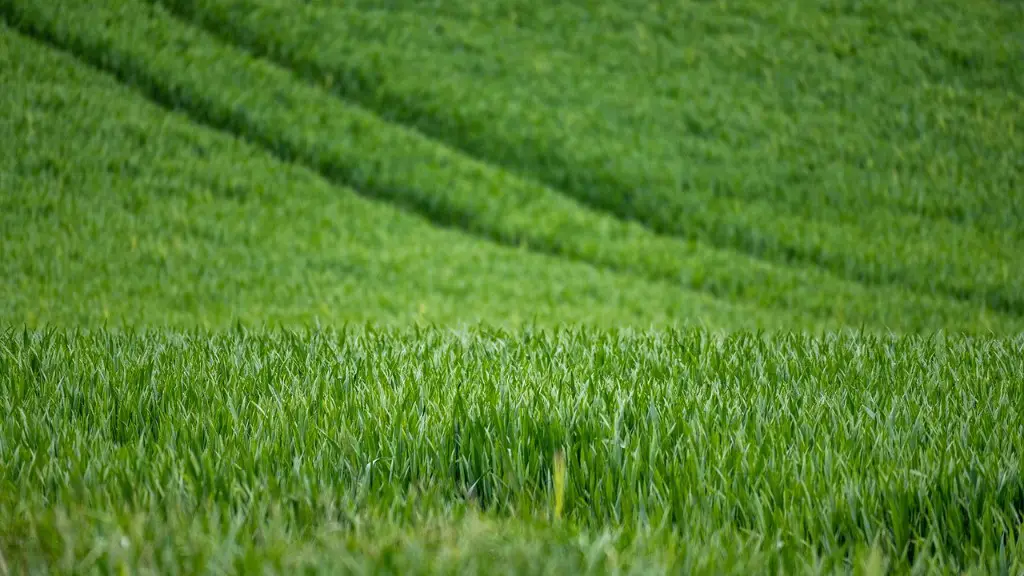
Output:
[1, 0, 1023, 572]
[3, 329, 1024, 573]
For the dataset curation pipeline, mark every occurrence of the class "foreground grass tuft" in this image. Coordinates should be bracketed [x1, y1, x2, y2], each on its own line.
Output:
[2, 327, 1023, 573]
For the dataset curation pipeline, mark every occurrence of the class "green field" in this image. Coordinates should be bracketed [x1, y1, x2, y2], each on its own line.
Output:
[1, 0, 1023, 572]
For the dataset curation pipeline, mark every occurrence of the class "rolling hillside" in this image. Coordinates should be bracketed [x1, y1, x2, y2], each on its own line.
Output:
[1, 0, 1022, 332]
[2, 0, 1023, 572]
[2, 24, 801, 331]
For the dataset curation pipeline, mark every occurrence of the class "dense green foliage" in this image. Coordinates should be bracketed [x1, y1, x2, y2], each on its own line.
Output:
[3, 328, 1024, 573]
[159, 0, 1024, 311]
[2, 0, 1023, 572]
[0, 23, 799, 331]
[2, 0, 1022, 333]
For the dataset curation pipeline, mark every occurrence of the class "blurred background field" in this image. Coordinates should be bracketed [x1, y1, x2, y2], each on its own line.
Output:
[2, 0, 1023, 333]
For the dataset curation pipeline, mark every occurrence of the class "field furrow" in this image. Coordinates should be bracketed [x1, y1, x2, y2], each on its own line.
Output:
[153, 0, 1024, 313]
[1, 23, 802, 330]
[1, 0, 1019, 333]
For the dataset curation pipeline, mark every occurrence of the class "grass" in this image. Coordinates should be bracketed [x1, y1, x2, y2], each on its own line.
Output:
[157, 0, 1024, 312]
[1, 0, 1021, 333]
[3, 327, 1024, 573]
[2, 0, 1023, 572]
[0, 22, 803, 331]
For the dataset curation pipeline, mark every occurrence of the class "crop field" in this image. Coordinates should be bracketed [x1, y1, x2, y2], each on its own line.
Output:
[1, 0, 1022, 572]
[1, 328, 1022, 574]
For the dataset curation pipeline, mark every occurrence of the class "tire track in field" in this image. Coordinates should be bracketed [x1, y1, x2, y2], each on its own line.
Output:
[2, 0, 1020, 334]
[145, 0, 1024, 324]
[151, 0, 1024, 318]
[296, 1, 1021, 235]
[0, 8, 821, 330]
[0, 18, 531, 255]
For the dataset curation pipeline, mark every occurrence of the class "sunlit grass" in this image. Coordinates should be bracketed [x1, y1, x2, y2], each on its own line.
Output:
[2, 0, 1022, 572]
[2, 327, 1023, 572]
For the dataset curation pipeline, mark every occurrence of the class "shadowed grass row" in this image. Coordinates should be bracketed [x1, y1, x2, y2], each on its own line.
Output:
[1, 25, 796, 330]
[2, 327, 1023, 573]
[1, 0, 1019, 333]
[154, 0, 1024, 312]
